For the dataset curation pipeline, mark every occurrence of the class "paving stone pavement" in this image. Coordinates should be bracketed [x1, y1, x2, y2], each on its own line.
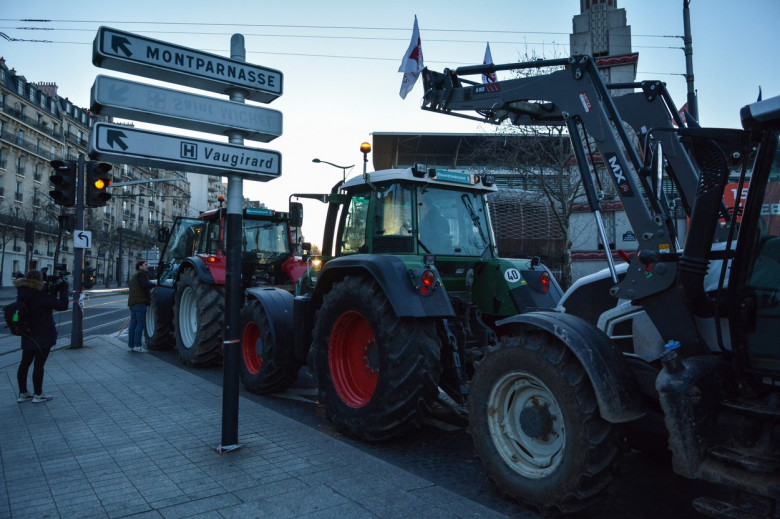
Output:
[0, 333, 508, 519]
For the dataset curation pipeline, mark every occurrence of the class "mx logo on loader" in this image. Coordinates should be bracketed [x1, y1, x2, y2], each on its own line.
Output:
[605, 152, 634, 197]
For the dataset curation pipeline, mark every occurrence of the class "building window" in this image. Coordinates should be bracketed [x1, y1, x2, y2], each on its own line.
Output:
[17, 129, 24, 145]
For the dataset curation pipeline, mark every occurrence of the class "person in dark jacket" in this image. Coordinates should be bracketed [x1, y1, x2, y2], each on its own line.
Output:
[15, 270, 69, 403]
[127, 260, 151, 352]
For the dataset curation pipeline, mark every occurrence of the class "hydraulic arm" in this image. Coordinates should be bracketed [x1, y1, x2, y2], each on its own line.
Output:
[422, 55, 686, 300]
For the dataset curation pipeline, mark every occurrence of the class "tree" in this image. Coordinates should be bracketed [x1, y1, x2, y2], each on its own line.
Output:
[467, 125, 582, 288]
[0, 201, 24, 285]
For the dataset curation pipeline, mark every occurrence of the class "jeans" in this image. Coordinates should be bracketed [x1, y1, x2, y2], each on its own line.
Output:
[128, 304, 148, 349]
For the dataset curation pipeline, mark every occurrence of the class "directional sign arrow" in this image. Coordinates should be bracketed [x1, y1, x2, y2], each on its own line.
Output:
[88, 122, 281, 181]
[73, 230, 92, 249]
[77, 231, 90, 248]
[90, 75, 282, 143]
[93, 26, 283, 103]
[106, 129, 128, 150]
[111, 35, 132, 57]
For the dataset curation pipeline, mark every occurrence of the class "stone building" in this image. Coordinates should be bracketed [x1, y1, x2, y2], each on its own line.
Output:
[0, 57, 227, 287]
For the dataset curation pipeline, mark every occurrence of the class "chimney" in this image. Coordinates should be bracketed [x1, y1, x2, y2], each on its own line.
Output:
[36, 81, 59, 99]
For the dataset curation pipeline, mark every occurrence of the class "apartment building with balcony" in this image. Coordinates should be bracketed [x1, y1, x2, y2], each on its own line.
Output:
[0, 57, 194, 287]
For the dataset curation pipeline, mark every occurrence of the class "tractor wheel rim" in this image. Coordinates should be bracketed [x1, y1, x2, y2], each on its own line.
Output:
[180, 287, 197, 349]
[242, 321, 262, 375]
[486, 371, 565, 478]
[329, 311, 378, 408]
[145, 302, 156, 338]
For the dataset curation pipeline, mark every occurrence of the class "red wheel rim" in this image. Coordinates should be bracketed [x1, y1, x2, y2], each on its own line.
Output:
[242, 321, 262, 375]
[329, 311, 378, 408]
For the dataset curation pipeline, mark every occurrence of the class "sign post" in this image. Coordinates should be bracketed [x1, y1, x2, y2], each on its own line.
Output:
[90, 26, 285, 453]
[219, 34, 249, 454]
[71, 154, 86, 349]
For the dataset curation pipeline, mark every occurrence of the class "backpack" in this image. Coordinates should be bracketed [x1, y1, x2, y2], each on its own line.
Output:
[4, 300, 31, 336]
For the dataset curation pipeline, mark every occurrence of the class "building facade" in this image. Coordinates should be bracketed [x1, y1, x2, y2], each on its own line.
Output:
[0, 58, 229, 288]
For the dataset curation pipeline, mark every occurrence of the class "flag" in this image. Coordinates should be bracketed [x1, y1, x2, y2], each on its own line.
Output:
[482, 42, 497, 84]
[399, 15, 424, 100]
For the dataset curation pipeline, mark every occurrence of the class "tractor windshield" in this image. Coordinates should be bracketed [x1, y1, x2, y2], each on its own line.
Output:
[243, 219, 290, 263]
[161, 218, 204, 265]
[417, 186, 493, 257]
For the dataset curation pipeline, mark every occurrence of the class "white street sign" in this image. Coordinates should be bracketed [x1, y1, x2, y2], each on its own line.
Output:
[92, 27, 283, 103]
[74, 230, 92, 249]
[90, 76, 282, 143]
[89, 122, 281, 180]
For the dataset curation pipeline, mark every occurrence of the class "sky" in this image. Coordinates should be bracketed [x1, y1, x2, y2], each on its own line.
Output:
[2, 0, 779, 247]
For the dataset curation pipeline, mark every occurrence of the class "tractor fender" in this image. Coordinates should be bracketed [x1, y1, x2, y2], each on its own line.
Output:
[244, 286, 296, 360]
[178, 257, 216, 285]
[314, 255, 455, 319]
[496, 311, 645, 424]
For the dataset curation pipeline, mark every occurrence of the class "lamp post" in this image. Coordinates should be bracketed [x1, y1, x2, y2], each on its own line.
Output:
[312, 158, 353, 183]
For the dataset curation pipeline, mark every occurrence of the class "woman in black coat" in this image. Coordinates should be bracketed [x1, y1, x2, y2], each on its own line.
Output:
[14, 270, 69, 403]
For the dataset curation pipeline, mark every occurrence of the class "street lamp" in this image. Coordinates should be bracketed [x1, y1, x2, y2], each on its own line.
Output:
[312, 158, 353, 183]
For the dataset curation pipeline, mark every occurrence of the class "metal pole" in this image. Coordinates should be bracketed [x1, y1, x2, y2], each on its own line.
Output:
[219, 33, 246, 453]
[683, 0, 698, 121]
[117, 228, 123, 287]
[71, 154, 85, 349]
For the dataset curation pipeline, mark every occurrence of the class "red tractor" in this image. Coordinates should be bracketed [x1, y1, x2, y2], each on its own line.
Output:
[145, 205, 307, 366]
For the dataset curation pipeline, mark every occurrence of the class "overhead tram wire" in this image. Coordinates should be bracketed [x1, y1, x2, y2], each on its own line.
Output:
[1, 17, 680, 40]
[0, 27, 683, 51]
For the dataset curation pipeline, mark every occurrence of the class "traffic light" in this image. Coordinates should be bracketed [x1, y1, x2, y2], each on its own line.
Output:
[83, 267, 95, 289]
[86, 161, 113, 207]
[49, 160, 77, 207]
[57, 214, 76, 232]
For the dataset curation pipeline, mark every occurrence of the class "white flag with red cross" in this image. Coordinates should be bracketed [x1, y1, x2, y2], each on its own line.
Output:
[399, 15, 424, 100]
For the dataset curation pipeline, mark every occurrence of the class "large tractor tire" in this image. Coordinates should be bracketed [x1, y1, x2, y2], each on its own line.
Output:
[240, 298, 298, 394]
[468, 333, 620, 515]
[145, 287, 174, 351]
[312, 275, 442, 441]
[173, 268, 224, 366]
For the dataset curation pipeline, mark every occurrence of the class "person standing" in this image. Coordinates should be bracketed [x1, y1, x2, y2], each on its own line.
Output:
[15, 270, 69, 403]
[127, 260, 152, 352]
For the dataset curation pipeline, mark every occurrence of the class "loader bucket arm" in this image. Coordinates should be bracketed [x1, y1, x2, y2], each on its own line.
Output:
[422, 55, 679, 301]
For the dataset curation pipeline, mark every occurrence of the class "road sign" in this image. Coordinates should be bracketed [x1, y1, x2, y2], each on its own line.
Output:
[88, 122, 281, 180]
[90, 76, 282, 143]
[92, 26, 283, 103]
[74, 230, 92, 249]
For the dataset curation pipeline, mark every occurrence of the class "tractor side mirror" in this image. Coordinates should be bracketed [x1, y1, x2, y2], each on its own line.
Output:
[289, 202, 303, 228]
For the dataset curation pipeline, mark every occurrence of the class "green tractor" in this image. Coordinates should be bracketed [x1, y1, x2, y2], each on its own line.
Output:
[240, 164, 563, 440]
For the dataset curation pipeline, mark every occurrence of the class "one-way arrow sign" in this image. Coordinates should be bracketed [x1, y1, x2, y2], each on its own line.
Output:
[88, 122, 281, 181]
[92, 26, 283, 103]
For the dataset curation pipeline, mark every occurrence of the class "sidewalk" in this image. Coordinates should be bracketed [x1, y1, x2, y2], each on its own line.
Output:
[0, 333, 509, 519]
